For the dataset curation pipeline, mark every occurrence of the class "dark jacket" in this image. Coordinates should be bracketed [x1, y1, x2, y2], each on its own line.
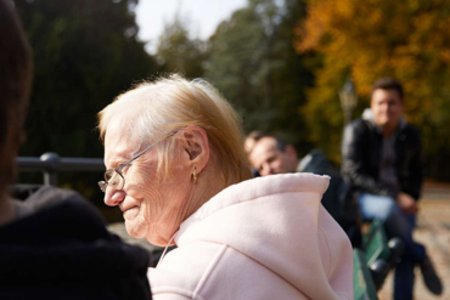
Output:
[341, 118, 423, 200]
[0, 186, 152, 300]
[299, 149, 361, 247]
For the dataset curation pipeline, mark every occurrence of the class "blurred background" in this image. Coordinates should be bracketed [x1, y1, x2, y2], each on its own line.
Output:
[13, 0, 450, 213]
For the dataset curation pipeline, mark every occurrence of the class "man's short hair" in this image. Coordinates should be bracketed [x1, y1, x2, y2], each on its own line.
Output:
[246, 131, 289, 152]
[371, 77, 404, 100]
[246, 130, 265, 142]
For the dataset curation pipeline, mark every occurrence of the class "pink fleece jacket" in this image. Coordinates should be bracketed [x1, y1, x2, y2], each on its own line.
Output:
[148, 173, 354, 300]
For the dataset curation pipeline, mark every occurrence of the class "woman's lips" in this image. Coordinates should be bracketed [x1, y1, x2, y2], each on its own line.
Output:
[122, 206, 139, 219]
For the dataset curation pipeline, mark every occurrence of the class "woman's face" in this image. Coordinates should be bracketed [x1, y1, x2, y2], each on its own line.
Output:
[102, 120, 192, 246]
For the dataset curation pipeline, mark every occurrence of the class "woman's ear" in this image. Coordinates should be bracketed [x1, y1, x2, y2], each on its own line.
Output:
[181, 125, 210, 173]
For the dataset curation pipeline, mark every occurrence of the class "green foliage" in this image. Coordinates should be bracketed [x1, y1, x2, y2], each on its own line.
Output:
[205, 0, 313, 153]
[14, 0, 158, 199]
[155, 16, 207, 79]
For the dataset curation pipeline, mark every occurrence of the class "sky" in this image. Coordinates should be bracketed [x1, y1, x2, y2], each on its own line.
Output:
[135, 0, 247, 53]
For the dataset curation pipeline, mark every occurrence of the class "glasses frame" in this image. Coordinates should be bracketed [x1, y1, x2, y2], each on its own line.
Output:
[98, 130, 178, 193]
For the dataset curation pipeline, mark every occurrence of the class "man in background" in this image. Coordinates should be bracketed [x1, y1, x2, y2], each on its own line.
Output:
[341, 77, 442, 299]
[247, 132, 360, 246]
[246, 133, 298, 177]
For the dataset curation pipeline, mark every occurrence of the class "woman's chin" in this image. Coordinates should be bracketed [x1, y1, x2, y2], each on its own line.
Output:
[124, 218, 175, 247]
[147, 236, 168, 247]
[124, 220, 145, 239]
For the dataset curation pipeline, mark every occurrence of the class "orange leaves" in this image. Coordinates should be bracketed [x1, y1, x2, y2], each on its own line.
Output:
[297, 0, 450, 100]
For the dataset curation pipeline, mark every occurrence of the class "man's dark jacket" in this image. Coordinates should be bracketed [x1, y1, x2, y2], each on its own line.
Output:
[341, 118, 423, 200]
[0, 186, 152, 300]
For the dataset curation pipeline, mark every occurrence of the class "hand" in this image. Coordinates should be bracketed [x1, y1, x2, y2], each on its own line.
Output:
[396, 192, 418, 214]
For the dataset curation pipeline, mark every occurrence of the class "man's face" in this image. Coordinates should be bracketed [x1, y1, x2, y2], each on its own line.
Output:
[248, 137, 298, 176]
[371, 88, 404, 131]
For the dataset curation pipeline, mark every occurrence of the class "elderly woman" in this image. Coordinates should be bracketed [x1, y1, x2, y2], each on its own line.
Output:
[98, 75, 353, 300]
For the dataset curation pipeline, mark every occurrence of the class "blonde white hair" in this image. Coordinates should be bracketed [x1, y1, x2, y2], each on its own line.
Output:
[98, 74, 251, 186]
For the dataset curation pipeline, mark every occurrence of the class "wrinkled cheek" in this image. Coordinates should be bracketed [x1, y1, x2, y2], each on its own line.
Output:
[141, 192, 164, 230]
[125, 214, 147, 239]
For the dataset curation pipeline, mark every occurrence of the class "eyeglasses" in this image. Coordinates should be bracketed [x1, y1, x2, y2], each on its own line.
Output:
[98, 131, 177, 193]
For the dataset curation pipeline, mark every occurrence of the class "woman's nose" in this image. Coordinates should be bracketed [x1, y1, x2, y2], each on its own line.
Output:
[104, 187, 126, 207]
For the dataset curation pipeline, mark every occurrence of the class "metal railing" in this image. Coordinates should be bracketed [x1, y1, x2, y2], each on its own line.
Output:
[16, 152, 104, 185]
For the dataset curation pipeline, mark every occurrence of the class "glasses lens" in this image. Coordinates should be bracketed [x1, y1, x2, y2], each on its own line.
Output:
[104, 169, 114, 182]
[98, 180, 107, 192]
[102, 169, 124, 191]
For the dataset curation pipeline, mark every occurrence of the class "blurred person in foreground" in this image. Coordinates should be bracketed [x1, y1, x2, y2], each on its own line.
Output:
[246, 133, 361, 247]
[341, 77, 443, 299]
[0, 1, 151, 298]
[97, 74, 354, 300]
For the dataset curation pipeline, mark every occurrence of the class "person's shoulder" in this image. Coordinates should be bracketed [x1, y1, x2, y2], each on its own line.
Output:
[397, 122, 421, 145]
[25, 185, 91, 207]
[0, 186, 109, 244]
[150, 242, 239, 298]
[25, 186, 108, 230]
[350, 118, 370, 129]
[150, 241, 278, 300]
[344, 118, 371, 137]
[0, 186, 152, 299]
[151, 242, 226, 282]
[402, 122, 420, 135]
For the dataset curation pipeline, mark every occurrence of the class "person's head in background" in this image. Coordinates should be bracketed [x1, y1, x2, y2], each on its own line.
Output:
[247, 133, 299, 176]
[0, 0, 33, 223]
[370, 77, 404, 136]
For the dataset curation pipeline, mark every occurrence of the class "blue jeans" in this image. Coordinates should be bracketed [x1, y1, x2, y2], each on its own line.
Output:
[358, 193, 426, 300]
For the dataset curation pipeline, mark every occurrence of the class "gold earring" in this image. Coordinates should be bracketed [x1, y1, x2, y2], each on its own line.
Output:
[192, 167, 198, 183]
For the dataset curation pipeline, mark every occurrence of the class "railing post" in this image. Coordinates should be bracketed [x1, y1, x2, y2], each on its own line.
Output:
[40, 152, 60, 186]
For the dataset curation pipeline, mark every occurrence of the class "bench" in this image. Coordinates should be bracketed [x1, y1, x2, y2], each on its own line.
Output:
[353, 249, 378, 300]
[361, 219, 404, 290]
[363, 220, 390, 265]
